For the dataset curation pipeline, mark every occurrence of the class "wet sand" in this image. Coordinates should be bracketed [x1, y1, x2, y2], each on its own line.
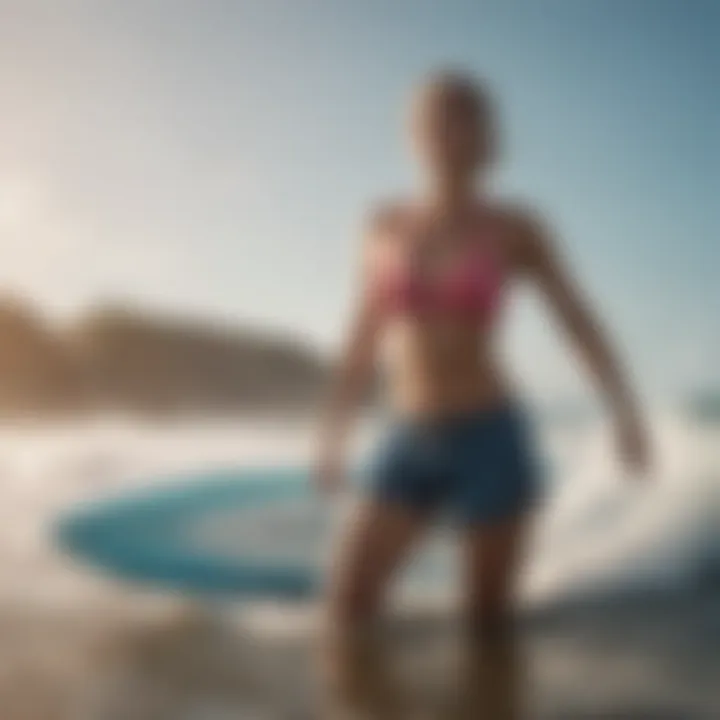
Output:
[2, 578, 718, 720]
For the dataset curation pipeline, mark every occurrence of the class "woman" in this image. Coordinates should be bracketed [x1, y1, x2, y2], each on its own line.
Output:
[315, 71, 649, 654]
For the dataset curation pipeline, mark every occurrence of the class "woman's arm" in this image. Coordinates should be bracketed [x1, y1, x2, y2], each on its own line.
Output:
[515, 208, 650, 475]
[314, 212, 386, 492]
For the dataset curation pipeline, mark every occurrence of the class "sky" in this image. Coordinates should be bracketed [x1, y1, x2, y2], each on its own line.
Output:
[0, 0, 717, 399]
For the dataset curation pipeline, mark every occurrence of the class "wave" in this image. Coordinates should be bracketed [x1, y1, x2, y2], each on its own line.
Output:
[0, 410, 718, 608]
[683, 391, 720, 425]
[524, 411, 720, 604]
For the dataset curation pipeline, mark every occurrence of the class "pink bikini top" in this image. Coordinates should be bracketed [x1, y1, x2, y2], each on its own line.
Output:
[372, 230, 506, 323]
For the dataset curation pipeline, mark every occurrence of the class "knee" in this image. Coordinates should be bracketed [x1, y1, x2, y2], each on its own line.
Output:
[468, 608, 514, 647]
[328, 579, 381, 628]
[466, 593, 515, 645]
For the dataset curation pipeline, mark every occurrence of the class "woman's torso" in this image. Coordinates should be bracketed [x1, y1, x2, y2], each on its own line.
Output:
[368, 200, 526, 419]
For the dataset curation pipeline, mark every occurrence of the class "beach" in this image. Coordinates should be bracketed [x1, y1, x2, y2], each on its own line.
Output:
[3, 582, 718, 718]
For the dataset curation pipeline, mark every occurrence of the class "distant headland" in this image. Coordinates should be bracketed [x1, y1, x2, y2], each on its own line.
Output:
[0, 298, 331, 419]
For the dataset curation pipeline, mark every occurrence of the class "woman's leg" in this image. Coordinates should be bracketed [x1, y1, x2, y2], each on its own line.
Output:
[463, 515, 528, 632]
[321, 499, 429, 718]
[327, 499, 428, 627]
[455, 514, 531, 720]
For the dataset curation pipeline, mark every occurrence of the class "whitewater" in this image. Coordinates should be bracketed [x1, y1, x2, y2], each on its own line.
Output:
[1, 407, 717, 612]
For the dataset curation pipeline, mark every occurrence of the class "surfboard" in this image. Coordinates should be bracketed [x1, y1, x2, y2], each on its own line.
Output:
[54, 469, 328, 598]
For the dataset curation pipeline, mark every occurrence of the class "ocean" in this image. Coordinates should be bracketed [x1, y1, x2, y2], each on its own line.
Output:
[1, 407, 718, 717]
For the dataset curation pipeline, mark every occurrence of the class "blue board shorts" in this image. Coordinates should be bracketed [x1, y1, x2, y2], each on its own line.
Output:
[367, 401, 542, 525]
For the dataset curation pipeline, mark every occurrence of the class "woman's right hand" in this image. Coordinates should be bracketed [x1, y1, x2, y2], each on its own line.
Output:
[313, 445, 345, 495]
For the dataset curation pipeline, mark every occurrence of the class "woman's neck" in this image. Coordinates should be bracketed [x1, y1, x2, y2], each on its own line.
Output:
[423, 177, 482, 218]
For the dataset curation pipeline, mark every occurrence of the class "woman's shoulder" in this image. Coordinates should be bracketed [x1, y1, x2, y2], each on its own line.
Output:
[365, 197, 417, 237]
[485, 196, 554, 267]
[485, 195, 547, 231]
[359, 199, 414, 274]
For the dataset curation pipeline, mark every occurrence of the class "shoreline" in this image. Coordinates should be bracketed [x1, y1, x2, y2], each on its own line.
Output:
[2, 582, 718, 719]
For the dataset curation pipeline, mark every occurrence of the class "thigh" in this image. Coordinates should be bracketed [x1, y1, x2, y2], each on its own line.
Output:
[326, 498, 429, 622]
[462, 514, 532, 625]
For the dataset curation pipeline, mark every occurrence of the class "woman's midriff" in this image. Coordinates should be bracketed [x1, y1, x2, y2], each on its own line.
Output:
[383, 319, 511, 421]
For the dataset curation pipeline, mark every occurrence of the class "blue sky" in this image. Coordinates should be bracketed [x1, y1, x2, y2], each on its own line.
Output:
[0, 0, 717, 398]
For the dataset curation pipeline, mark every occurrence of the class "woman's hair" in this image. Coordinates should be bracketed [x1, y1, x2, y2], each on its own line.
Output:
[414, 69, 499, 166]
[418, 69, 495, 127]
